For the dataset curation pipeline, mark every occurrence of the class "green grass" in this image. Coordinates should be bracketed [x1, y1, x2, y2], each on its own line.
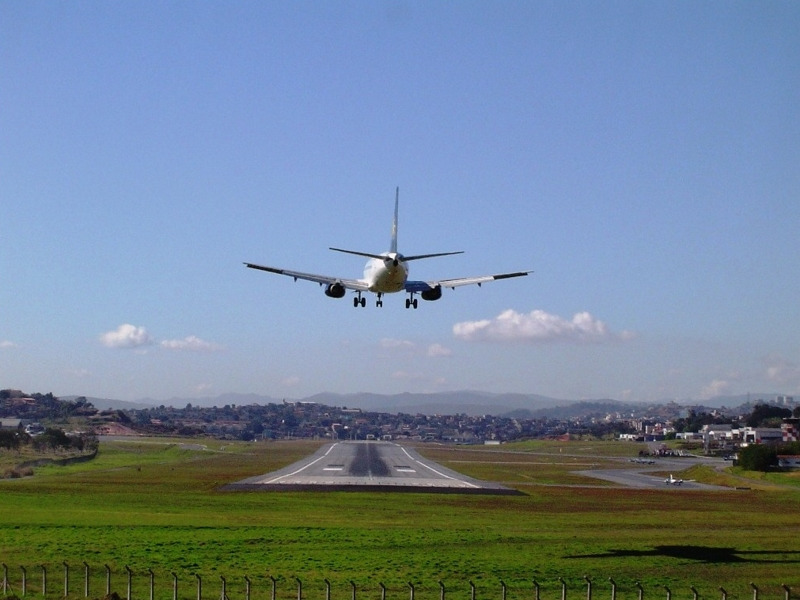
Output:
[0, 439, 798, 600]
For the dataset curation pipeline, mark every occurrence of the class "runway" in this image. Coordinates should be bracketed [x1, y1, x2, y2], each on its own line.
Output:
[224, 441, 521, 494]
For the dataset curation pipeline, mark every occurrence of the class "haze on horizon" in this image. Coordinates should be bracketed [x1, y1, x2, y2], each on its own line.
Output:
[2, 3, 798, 404]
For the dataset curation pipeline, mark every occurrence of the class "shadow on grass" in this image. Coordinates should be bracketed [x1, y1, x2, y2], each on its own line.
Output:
[565, 545, 800, 564]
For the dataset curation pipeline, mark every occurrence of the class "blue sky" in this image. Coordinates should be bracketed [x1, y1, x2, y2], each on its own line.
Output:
[2, 2, 799, 404]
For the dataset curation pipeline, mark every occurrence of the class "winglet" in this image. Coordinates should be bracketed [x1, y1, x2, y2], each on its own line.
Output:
[390, 187, 399, 254]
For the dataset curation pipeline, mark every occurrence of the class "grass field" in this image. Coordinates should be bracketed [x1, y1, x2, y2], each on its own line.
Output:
[0, 438, 797, 600]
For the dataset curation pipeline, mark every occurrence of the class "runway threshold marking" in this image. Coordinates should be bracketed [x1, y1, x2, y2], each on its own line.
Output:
[399, 446, 480, 488]
[263, 442, 340, 484]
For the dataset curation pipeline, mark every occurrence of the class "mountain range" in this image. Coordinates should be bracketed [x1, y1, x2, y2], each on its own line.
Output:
[64, 391, 785, 418]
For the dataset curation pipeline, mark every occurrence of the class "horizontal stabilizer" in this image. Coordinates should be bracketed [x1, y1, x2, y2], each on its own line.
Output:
[403, 251, 464, 262]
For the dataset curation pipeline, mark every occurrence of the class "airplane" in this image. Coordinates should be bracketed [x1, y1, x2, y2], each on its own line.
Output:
[244, 188, 532, 308]
[664, 474, 693, 486]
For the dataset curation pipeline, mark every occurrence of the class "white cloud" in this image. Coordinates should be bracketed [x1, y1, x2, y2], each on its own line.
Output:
[453, 309, 634, 344]
[380, 338, 416, 352]
[99, 324, 153, 349]
[380, 338, 452, 358]
[160, 336, 222, 352]
[282, 376, 301, 387]
[701, 379, 731, 399]
[427, 343, 452, 357]
[0, 340, 16, 349]
[764, 355, 800, 387]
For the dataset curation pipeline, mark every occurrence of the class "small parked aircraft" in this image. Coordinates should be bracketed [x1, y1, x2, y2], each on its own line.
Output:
[664, 474, 693, 485]
[244, 188, 531, 308]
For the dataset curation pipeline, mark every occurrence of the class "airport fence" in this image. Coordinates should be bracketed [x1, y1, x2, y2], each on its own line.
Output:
[0, 564, 794, 600]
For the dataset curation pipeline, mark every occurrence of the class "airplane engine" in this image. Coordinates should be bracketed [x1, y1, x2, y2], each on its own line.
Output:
[421, 285, 442, 301]
[324, 282, 346, 298]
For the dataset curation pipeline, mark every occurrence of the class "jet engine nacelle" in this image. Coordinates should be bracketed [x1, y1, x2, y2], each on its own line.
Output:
[324, 282, 346, 298]
[421, 285, 442, 301]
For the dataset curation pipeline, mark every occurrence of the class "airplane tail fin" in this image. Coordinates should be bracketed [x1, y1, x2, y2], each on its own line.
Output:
[390, 187, 399, 254]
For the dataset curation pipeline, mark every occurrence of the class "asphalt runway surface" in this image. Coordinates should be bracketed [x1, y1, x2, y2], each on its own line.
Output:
[224, 441, 521, 494]
[576, 456, 730, 490]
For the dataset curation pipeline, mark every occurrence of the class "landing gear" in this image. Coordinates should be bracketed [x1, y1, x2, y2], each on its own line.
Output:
[376, 293, 383, 308]
[353, 292, 366, 308]
[405, 294, 418, 309]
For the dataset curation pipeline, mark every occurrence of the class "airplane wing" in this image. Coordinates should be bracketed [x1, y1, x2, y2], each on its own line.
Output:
[405, 270, 532, 293]
[243, 262, 370, 291]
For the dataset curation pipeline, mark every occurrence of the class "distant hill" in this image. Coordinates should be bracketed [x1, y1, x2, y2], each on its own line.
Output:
[61, 396, 154, 411]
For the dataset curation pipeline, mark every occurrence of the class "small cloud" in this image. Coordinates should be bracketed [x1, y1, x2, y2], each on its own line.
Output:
[160, 336, 222, 352]
[426, 343, 452, 357]
[195, 383, 213, 393]
[453, 309, 633, 344]
[282, 376, 301, 387]
[764, 355, 800, 387]
[0, 340, 16, 349]
[380, 338, 416, 352]
[100, 324, 153, 349]
[701, 379, 731, 399]
[380, 338, 452, 358]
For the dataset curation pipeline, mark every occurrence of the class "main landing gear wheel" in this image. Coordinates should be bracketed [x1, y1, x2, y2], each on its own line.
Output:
[353, 293, 366, 308]
[405, 295, 418, 309]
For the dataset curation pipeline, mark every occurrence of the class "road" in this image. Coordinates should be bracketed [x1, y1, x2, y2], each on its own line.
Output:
[224, 441, 519, 494]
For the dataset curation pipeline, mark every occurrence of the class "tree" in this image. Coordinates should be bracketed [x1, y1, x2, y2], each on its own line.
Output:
[737, 444, 777, 471]
[746, 404, 791, 427]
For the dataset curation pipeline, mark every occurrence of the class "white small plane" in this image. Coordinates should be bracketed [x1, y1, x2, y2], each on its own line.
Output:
[244, 188, 532, 308]
[664, 474, 693, 486]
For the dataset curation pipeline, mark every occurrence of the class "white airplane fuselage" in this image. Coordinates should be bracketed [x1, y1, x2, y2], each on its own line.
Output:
[364, 253, 409, 293]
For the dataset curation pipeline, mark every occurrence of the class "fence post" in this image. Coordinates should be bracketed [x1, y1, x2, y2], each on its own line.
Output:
[440, 580, 446, 600]
[196, 574, 202, 600]
[501, 581, 507, 600]
[325, 579, 331, 600]
[41, 565, 47, 597]
[533, 580, 540, 600]
[750, 583, 757, 600]
[609, 579, 616, 600]
[21, 565, 27, 597]
[84, 562, 90, 597]
[63, 562, 69, 598]
[106, 565, 112, 597]
[149, 569, 155, 600]
[173, 573, 179, 600]
[380, 583, 386, 600]
[559, 577, 567, 600]
[690, 586, 698, 600]
[221, 576, 227, 600]
[664, 586, 671, 600]
[636, 582, 643, 600]
[719, 588, 727, 600]
[470, 581, 476, 600]
[296, 577, 302, 600]
[782, 585, 790, 600]
[351, 580, 357, 600]
[2, 563, 7, 596]
[245, 576, 251, 600]
[408, 582, 415, 600]
[126, 566, 133, 600]
[584, 576, 592, 600]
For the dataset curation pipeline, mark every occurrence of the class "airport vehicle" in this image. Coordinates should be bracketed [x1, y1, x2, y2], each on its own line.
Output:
[244, 188, 531, 308]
